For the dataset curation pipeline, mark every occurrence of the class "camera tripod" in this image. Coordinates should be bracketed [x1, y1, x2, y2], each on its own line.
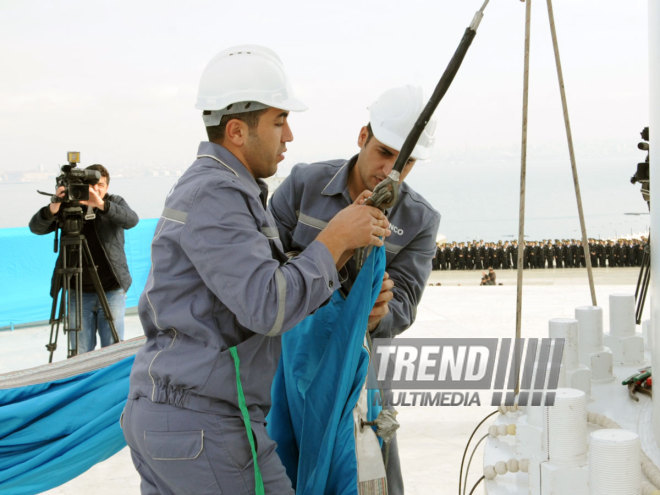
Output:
[635, 236, 650, 325]
[46, 206, 119, 362]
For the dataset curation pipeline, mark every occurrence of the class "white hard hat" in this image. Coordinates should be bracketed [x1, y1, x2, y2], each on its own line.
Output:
[196, 44, 307, 125]
[368, 85, 436, 160]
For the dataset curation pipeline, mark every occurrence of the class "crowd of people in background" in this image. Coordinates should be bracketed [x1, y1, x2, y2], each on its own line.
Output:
[432, 237, 648, 271]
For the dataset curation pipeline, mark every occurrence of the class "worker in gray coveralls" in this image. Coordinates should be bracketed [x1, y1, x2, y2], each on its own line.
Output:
[269, 85, 440, 495]
[121, 45, 391, 495]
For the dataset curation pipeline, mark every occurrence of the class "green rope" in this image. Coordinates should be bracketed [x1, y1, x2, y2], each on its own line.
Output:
[229, 346, 265, 495]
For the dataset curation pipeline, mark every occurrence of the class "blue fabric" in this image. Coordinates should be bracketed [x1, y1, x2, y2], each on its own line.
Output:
[0, 219, 157, 328]
[268, 246, 385, 495]
[0, 356, 134, 495]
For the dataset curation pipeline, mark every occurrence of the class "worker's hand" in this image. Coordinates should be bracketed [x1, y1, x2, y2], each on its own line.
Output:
[334, 203, 389, 249]
[353, 189, 373, 206]
[49, 186, 66, 215]
[339, 190, 390, 249]
[368, 272, 394, 332]
[317, 202, 390, 264]
[334, 189, 380, 269]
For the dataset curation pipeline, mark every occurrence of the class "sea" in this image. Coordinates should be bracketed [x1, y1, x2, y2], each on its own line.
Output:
[1, 154, 649, 242]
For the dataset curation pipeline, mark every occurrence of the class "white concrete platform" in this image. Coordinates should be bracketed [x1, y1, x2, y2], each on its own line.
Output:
[0, 267, 646, 494]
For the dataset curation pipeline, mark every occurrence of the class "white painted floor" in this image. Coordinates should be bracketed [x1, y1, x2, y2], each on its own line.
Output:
[0, 267, 647, 494]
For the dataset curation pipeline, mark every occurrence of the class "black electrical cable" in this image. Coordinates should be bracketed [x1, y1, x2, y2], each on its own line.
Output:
[390, 0, 490, 176]
[468, 475, 485, 495]
[357, 0, 491, 267]
[390, 27, 477, 177]
[458, 409, 498, 495]
[463, 433, 489, 495]
[366, 0, 490, 211]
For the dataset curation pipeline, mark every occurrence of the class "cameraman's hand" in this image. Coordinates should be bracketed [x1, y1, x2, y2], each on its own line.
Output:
[49, 186, 66, 215]
[80, 185, 105, 211]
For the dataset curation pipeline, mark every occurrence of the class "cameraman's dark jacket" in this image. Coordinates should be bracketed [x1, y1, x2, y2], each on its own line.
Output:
[29, 194, 139, 298]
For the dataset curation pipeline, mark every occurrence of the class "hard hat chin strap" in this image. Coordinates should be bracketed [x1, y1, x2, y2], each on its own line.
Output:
[202, 101, 269, 127]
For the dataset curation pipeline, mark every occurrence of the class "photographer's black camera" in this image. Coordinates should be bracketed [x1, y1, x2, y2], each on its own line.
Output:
[36, 152, 102, 236]
[630, 127, 650, 205]
[56, 163, 101, 202]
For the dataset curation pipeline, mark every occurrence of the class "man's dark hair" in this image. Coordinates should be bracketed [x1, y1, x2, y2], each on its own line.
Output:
[204, 108, 268, 142]
[364, 123, 375, 145]
[86, 164, 110, 185]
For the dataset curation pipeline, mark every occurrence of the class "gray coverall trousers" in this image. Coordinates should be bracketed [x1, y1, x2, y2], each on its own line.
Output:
[122, 397, 294, 495]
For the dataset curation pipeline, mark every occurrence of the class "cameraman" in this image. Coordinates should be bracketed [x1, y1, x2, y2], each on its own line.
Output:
[29, 164, 138, 354]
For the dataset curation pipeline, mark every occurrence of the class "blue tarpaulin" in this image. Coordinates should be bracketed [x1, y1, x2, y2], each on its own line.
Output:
[268, 246, 385, 495]
[0, 342, 140, 495]
[0, 235, 384, 494]
[0, 219, 157, 328]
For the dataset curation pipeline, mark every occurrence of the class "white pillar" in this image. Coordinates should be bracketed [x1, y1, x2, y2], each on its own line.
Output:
[575, 305, 603, 365]
[546, 388, 587, 464]
[589, 429, 641, 495]
[549, 318, 591, 396]
[649, 0, 660, 448]
[605, 294, 644, 365]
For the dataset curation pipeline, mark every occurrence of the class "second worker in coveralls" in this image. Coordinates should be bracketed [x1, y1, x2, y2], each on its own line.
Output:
[269, 85, 440, 494]
[122, 45, 390, 494]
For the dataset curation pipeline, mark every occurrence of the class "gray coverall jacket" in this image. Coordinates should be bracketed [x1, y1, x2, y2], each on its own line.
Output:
[269, 157, 440, 339]
[127, 142, 340, 422]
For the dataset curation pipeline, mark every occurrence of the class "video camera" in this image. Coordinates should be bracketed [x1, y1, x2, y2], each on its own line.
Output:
[55, 152, 101, 203]
[36, 152, 102, 236]
[630, 127, 650, 205]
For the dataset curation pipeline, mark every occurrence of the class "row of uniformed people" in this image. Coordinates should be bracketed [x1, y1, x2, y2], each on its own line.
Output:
[432, 237, 648, 270]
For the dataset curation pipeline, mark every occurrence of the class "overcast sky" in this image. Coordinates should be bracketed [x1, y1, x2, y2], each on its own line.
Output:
[0, 0, 650, 176]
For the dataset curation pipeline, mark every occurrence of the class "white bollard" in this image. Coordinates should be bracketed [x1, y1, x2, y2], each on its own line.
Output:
[605, 294, 644, 365]
[609, 294, 636, 337]
[546, 388, 587, 464]
[549, 318, 579, 369]
[575, 305, 603, 365]
[589, 429, 640, 495]
[539, 388, 589, 495]
[575, 305, 614, 382]
[549, 319, 591, 396]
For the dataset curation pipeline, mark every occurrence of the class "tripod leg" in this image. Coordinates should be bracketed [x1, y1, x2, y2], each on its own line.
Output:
[45, 237, 85, 361]
[61, 239, 84, 358]
[47, 289, 64, 363]
[46, 268, 63, 363]
[635, 251, 648, 299]
[635, 244, 651, 324]
[636, 258, 651, 325]
[68, 242, 85, 357]
[81, 238, 120, 345]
